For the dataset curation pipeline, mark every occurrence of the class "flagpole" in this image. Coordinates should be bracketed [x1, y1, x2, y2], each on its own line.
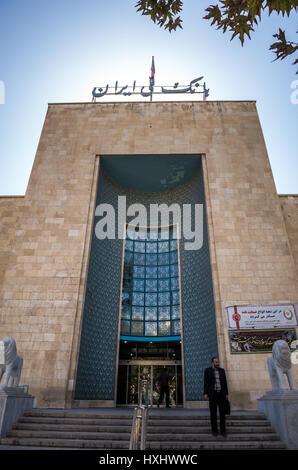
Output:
[150, 56, 155, 103]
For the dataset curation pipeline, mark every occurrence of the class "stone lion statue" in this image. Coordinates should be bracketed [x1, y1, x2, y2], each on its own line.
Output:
[0, 336, 23, 389]
[267, 339, 296, 391]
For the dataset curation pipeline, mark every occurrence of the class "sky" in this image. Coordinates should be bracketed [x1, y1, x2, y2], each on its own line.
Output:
[0, 0, 297, 195]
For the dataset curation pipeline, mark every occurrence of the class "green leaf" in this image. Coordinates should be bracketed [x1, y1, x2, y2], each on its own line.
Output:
[135, 0, 297, 72]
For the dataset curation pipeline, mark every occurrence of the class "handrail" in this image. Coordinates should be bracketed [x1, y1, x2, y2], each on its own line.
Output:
[129, 379, 149, 450]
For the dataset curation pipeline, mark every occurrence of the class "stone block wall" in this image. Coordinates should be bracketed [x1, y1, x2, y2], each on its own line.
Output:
[279, 195, 298, 280]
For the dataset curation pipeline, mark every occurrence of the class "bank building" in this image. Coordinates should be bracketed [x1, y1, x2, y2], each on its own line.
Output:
[0, 74, 297, 413]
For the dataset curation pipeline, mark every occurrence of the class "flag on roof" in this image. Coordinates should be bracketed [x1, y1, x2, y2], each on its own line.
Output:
[150, 56, 155, 86]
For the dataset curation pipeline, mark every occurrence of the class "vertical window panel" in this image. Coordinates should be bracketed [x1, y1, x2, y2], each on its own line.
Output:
[120, 225, 181, 338]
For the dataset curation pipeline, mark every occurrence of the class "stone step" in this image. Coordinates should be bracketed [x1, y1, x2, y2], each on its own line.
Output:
[147, 419, 272, 427]
[14, 422, 276, 434]
[19, 416, 133, 426]
[146, 432, 281, 442]
[148, 425, 276, 434]
[22, 410, 133, 420]
[0, 445, 73, 450]
[0, 435, 286, 451]
[147, 440, 287, 450]
[148, 413, 267, 421]
[0, 437, 129, 449]
[15, 423, 132, 433]
[19, 416, 271, 428]
[22, 409, 266, 421]
[6, 429, 131, 441]
[9, 425, 278, 440]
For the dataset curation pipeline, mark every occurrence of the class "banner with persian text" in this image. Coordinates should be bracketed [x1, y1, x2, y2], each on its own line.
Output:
[226, 304, 297, 330]
[229, 329, 297, 354]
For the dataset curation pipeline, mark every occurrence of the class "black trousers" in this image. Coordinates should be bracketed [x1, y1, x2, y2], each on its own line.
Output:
[159, 385, 170, 407]
[209, 391, 226, 433]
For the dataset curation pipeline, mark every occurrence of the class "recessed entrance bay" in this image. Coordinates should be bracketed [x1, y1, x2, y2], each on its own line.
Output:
[74, 155, 218, 404]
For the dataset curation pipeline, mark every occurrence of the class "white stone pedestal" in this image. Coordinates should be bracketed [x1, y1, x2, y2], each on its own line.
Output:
[0, 387, 34, 438]
[257, 390, 298, 449]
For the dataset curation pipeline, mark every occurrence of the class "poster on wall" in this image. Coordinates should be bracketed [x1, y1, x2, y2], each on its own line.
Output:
[226, 304, 297, 330]
[229, 329, 297, 354]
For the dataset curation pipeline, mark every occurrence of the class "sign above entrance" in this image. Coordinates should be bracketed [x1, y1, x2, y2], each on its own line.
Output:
[92, 56, 209, 102]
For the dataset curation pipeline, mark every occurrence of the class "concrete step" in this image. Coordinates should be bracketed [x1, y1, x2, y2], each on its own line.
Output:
[15, 423, 132, 433]
[147, 425, 276, 434]
[148, 413, 267, 420]
[9, 425, 278, 440]
[22, 409, 266, 420]
[145, 411, 286, 449]
[146, 432, 282, 442]
[14, 422, 276, 435]
[0, 437, 129, 449]
[147, 440, 287, 450]
[0, 409, 133, 450]
[6, 429, 130, 441]
[1, 436, 286, 451]
[18, 417, 133, 426]
[22, 410, 133, 419]
[146, 419, 272, 427]
[0, 408, 286, 450]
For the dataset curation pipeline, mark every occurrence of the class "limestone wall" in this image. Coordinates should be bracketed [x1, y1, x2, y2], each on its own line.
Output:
[279, 195, 298, 279]
[0, 197, 24, 290]
[0, 101, 297, 408]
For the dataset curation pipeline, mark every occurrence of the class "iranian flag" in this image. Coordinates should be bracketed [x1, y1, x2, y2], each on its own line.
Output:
[150, 56, 155, 85]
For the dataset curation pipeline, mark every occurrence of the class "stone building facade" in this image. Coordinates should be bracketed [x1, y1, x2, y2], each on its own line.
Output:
[0, 101, 297, 409]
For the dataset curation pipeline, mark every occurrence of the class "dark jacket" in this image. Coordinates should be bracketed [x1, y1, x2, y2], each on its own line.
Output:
[158, 369, 169, 388]
[204, 366, 228, 399]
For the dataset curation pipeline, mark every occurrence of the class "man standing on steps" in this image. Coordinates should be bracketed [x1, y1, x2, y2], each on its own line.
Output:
[204, 357, 229, 437]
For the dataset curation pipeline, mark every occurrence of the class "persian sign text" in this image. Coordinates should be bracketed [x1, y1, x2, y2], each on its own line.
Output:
[226, 304, 297, 330]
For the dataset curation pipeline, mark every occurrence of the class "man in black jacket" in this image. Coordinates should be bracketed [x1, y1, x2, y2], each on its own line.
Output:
[157, 368, 170, 408]
[204, 357, 229, 437]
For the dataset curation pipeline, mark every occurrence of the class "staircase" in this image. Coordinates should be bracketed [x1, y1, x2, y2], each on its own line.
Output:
[0, 409, 133, 449]
[0, 408, 286, 450]
[146, 409, 286, 450]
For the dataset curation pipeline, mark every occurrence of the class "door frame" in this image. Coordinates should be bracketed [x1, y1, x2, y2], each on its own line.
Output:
[118, 360, 183, 407]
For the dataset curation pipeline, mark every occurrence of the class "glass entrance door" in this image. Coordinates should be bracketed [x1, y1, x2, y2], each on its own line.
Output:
[153, 365, 182, 407]
[117, 362, 183, 407]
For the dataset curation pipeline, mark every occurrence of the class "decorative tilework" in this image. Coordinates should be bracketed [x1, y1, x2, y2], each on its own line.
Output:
[74, 173, 123, 400]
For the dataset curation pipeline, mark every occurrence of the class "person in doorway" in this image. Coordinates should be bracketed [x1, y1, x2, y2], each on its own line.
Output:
[204, 357, 229, 437]
[157, 368, 170, 408]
